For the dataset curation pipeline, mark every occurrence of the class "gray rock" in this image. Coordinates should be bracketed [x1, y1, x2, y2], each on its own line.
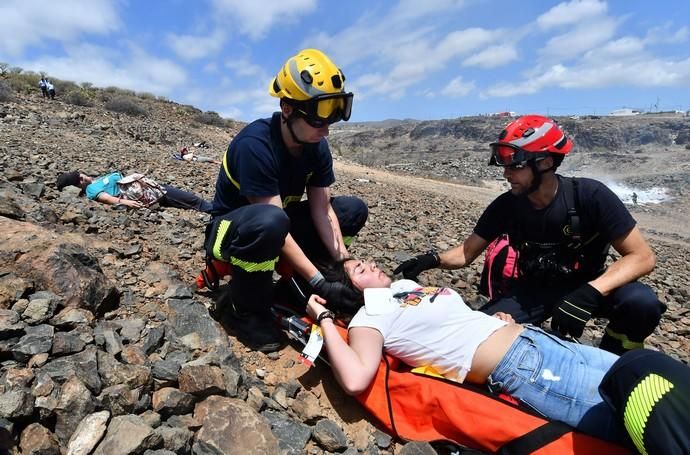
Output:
[20, 182, 45, 198]
[0, 417, 14, 450]
[41, 346, 101, 393]
[22, 298, 56, 324]
[163, 284, 193, 300]
[193, 396, 279, 454]
[97, 350, 152, 390]
[66, 410, 110, 455]
[398, 441, 438, 455]
[93, 414, 162, 455]
[142, 326, 166, 354]
[0, 309, 25, 339]
[118, 317, 146, 343]
[49, 307, 95, 329]
[140, 410, 162, 428]
[167, 299, 227, 349]
[54, 376, 95, 444]
[152, 388, 195, 417]
[291, 390, 323, 423]
[0, 388, 34, 419]
[178, 365, 225, 397]
[263, 410, 311, 455]
[0, 273, 31, 308]
[52, 331, 86, 355]
[154, 425, 192, 455]
[152, 359, 182, 382]
[19, 423, 60, 455]
[312, 419, 348, 452]
[99, 384, 140, 416]
[12, 324, 54, 362]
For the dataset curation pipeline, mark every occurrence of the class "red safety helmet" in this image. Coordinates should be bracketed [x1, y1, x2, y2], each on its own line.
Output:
[489, 115, 572, 168]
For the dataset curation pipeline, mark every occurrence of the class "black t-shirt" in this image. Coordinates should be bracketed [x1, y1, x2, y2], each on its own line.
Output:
[474, 175, 636, 282]
[211, 112, 335, 216]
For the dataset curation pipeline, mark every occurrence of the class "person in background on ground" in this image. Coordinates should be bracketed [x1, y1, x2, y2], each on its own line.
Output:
[179, 147, 221, 164]
[205, 48, 368, 352]
[56, 170, 213, 212]
[45, 80, 56, 100]
[38, 77, 48, 98]
[631, 192, 638, 206]
[305, 258, 625, 444]
[394, 115, 665, 355]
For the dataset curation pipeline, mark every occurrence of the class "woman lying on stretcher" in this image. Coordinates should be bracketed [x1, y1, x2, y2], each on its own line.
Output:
[305, 258, 625, 444]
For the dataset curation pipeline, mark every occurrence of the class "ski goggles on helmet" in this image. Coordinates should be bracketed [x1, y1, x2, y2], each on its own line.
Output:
[489, 142, 550, 168]
[295, 92, 354, 128]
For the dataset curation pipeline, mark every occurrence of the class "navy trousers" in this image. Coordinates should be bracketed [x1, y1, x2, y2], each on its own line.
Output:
[206, 196, 368, 314]
[161, 184, 213, 212]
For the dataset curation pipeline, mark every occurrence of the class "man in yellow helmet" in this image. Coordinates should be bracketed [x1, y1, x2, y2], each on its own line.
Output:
[206, 49, 367, 352]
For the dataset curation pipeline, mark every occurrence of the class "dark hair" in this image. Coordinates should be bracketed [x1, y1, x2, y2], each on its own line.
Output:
[315, 258, 364, 315]
[56, 171, 81, 191]
[549, 152, 565, 168]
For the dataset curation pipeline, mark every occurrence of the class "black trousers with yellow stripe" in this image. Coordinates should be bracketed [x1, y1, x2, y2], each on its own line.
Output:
[599, 349, 690, 455]
[205, 196, 368, 316]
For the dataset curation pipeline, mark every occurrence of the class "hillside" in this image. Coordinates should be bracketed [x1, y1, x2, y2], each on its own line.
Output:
[1, 80, 689, 454]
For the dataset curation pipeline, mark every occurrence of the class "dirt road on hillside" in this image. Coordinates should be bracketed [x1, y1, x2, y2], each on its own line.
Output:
[335, 160, 690, 248]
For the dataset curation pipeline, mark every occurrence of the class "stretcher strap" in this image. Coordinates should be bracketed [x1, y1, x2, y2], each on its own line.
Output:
[383, 353, 399, 439]
[497, 420, 573, 454]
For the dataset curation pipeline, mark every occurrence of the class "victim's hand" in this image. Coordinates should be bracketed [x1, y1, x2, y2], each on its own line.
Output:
[493, 312, 515, 323]
[306, 294, 328, 320]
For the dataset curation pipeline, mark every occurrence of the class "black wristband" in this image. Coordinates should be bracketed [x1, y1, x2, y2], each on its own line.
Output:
[317, 310, 335, 324]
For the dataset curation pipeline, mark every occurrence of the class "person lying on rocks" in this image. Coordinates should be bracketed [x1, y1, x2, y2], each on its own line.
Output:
[305, 258, 626, 444]
[56, 170, 213, 213]
[179, 147, 221, 164]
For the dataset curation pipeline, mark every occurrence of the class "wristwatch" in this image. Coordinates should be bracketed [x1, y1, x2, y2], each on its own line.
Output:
[317, 310, 335, 324]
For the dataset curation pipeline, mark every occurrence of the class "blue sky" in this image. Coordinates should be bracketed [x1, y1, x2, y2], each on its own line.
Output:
[2, 0, 690, 122]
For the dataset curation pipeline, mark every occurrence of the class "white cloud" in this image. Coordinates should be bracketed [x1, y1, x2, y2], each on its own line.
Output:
[17, 43, 187, 96]
[463, 44, 517, 68]
[482, 57, 690, 98]
[645, 24, 690, 45]
[540, 18, 618, 60]
[225, 57, 264, 78]
[537, 0, 607, 30]
[167, 30, 226, 60]
[441, 76, 475, 97]
[582, 37, 645, 63]
[0, 0, 120, 56]
[211, 0, 317, 40]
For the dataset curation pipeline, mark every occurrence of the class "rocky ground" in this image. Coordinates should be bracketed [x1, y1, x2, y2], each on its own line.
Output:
[0, 89, 688, 454]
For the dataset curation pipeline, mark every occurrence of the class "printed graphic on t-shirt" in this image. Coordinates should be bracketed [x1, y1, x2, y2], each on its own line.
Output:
[393, 287, 450, 307]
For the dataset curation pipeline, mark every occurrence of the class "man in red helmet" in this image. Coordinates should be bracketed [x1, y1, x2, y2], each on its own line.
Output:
[395, 114, 665, 355]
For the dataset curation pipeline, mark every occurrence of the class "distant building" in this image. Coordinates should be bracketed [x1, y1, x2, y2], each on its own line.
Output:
[609, 108, 642, 116]
[490, 111, 517, 118]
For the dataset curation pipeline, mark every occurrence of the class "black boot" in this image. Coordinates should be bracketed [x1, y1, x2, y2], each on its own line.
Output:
[221, 269, 285, 353]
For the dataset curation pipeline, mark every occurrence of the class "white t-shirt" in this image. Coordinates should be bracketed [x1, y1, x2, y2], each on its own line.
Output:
[348, 279, 507, 383]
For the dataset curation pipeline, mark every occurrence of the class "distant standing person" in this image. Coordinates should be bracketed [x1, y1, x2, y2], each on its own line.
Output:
[38, 77, 48, 98]
[45, 80, 56, 100]
[631, 192, 638, 206]
[394, 115, 665, 355]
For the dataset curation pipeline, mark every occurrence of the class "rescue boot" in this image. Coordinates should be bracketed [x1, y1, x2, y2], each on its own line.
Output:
[222, 269, 285, 353]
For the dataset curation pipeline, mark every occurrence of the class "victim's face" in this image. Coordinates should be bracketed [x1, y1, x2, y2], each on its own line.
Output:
[344, 259, 392, 291]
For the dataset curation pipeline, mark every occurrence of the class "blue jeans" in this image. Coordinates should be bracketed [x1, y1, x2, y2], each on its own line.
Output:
[487, 326, 624, 443]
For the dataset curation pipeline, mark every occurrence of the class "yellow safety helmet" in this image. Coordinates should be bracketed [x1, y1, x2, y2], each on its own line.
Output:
[269, 48, 353, 127]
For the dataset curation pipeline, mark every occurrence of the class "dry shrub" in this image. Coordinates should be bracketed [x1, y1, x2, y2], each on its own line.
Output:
[105, 96, 147, 116]
[63, 90, 95, 107]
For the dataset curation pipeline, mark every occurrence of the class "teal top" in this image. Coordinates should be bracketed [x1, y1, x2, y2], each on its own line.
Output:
[85, 172, 123, 200]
